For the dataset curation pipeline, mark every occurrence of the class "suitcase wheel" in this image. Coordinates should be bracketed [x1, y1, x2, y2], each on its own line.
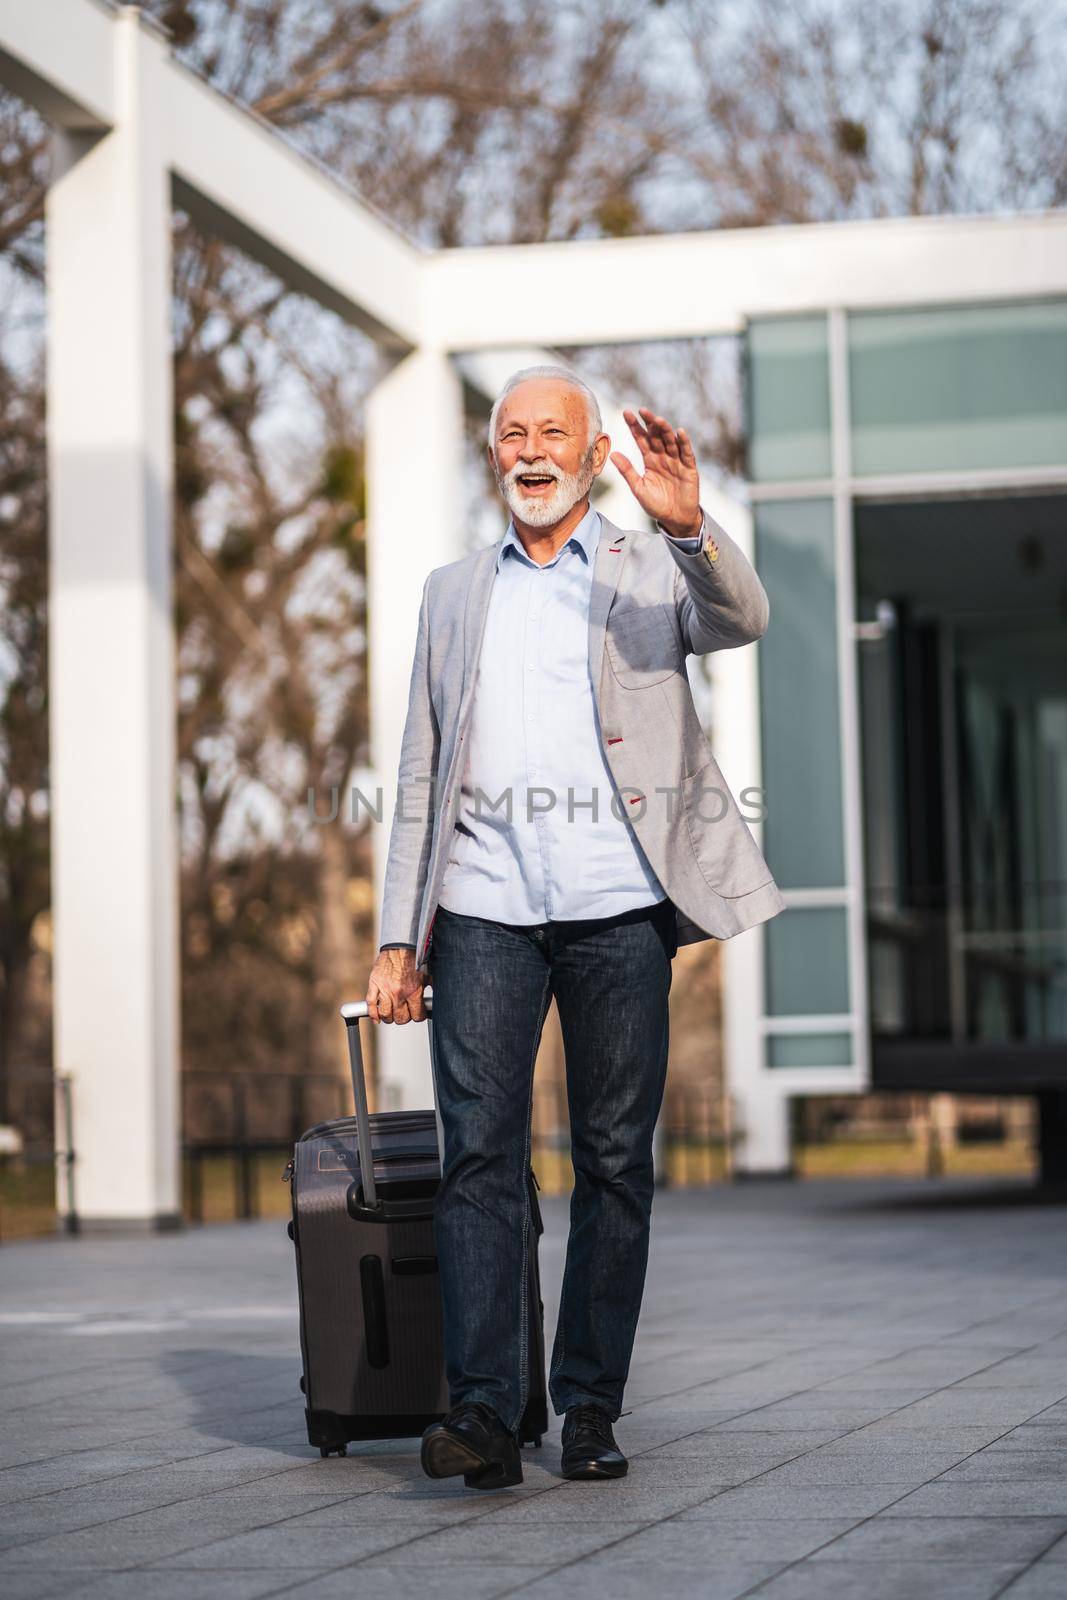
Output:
[319, 1444, 347, 1458]
[298, 1375, 306, 1393]
[287, 1220, 295, 1241]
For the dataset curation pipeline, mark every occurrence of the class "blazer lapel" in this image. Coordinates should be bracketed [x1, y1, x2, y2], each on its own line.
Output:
[459, 514, 631, 707]
[459, 541, 501, 713]
[588, 513, 631, 688]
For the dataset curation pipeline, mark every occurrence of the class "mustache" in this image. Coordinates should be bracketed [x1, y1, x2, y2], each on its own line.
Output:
[502, 459, 563, 485]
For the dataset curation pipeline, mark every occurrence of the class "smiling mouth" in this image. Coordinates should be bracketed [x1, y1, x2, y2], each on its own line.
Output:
[517, 474, 557, 490]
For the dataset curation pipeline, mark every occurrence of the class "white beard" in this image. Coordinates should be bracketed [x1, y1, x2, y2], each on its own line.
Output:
[496, 445, 596, 528]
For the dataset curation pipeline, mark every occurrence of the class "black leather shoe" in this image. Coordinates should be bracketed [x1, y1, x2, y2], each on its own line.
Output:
[560, 1402, 628, 1479]
[421, 1401, 523, 1489]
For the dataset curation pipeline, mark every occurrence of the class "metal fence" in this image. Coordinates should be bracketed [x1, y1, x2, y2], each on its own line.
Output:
[0, 1064, 730, 1234]
[181, 1068, 730, 1223]
[0, 1069, 77, 1242]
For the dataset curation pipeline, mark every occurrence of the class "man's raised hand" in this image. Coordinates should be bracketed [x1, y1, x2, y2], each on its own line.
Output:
[610, 408, 702, 539]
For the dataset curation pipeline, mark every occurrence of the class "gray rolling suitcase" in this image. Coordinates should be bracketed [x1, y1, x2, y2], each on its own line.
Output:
[284, 987, 549, 1455]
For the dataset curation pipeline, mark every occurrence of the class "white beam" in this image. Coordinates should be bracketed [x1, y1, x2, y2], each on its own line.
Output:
[0, 0, 426, 347]
[365, 348, 465, 1110]
[0, 0, 115, 129]
[708, 490, 793, 1176]
[166, 62, 424, 347]
[426, 210, 1067, 350]
[46, 10, 181, 1228]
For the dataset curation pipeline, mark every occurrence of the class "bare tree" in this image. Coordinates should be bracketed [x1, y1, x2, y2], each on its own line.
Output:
[671, 0, 1067, 226]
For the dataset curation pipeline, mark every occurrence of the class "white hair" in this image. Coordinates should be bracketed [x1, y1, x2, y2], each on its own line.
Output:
[487, 364, 603, 451]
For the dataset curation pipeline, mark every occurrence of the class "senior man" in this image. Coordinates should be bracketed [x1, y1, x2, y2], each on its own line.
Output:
[366, 365, 784, 1490]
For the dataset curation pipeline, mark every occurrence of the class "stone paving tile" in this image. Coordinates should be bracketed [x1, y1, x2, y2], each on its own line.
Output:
[357, 1518, 644, 1566]
[5, 1518, 278, 1571]
[737, 1388, 937, 1412]
[935, 1450, 1067, 1483]
[880, 1390, 1066, 1426]
[0, 1443, 311, 1506]
[671, 1509, 872, 1544]
[70, 1571, 311, 1600]
[956, 1361, 1067, 1388]
[880, 1481, 1067, 1517]
[569, 1515, 849, 1565]
[565, 1455, 741, 1488]
[612, 1412, 748, 1443]
[815, 1373, 958, 1393]
[818, 1423, 1011, 1451]
[497, 1559, 790, 1600]
[743, 1452, 967, 1486]
[809, 1515, 1067, 1563]
[0, 1446, 223, 1505]
[147, 1524, 438, 1569]
[235, 1459, 428, 1495]
[641, 1427, 841, 1461]
[997, 1568, 1067, 1600]
[0, 1412, 300, 1471]
[303, 1467, 555, 1497]
[0, 1488, 276, 1550]
[673, 1483, 910, 1519]
[2, 1491, 343, 1568]
[260, 1565, 541, 1599]
[1, 1573, 78, 1600]
[805, 1432, 986, 1460]
[281, 1491, 523, 1526]
[990, 1425, 1067, 1450]
[441, 1479, 727, 1522]
[637, 1385, 804, 1412]
[714, 1403, 906, 1431]
[1027, 1402, 1067, 1424]
[113, 1461, 379, 1502]
[634, 1451, 823, 1484]
[748, 1559, 1026, 1600]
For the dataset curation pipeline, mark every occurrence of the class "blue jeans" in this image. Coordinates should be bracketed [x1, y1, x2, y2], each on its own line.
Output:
[425, 898, 677, 1435]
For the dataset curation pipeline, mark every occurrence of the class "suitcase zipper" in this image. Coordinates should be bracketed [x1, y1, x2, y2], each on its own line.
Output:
[281, 1158, 294, 1183]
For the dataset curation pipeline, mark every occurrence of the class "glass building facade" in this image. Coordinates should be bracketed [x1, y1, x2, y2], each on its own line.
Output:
[743, 298, 1067, 1090]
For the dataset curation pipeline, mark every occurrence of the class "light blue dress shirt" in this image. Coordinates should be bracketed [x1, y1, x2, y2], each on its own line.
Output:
[437, 504, 704, 926]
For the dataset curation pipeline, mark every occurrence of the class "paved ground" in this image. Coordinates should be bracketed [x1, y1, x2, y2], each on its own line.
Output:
[2, 1178, 1067, 1600]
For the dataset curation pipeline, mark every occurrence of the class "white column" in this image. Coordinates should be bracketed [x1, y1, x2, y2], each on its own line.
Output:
[708, 484, 793, 1177]
[46, 11, 181, 1229]
[365, 347, 465, 1111]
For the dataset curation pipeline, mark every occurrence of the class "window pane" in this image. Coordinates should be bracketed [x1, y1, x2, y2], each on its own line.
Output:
[746, 315, 832, 481]
[755, 499, 845, 889]
[765, 907, 851, 1016]
[766, 1032, 853, 1068]
[849, 299, 1067, 476]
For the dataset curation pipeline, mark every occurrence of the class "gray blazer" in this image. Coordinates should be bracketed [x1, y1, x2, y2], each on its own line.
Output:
[380, 511, 786, 964]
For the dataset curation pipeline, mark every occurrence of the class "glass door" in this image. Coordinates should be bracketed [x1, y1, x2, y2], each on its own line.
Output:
[856, 492, 1067, 1052]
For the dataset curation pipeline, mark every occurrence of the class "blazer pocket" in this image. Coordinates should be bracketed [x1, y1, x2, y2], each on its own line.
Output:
[681, 763, 774, 899]
[605, 604, 679, 687]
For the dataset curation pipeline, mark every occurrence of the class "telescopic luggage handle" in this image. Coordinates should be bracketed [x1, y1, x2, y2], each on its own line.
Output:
[339, 988, 441, 1209]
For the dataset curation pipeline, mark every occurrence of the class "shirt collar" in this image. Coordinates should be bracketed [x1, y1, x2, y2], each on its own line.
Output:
[497, 504, 601, 571]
